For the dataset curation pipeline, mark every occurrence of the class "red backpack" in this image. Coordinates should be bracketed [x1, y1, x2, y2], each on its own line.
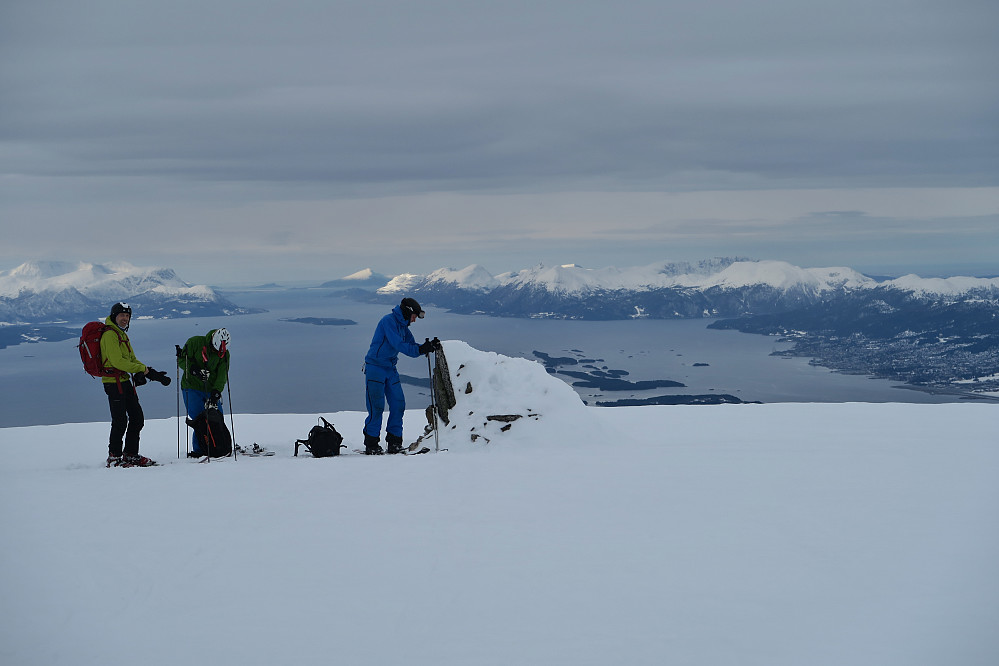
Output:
[78, 321, 128, 385]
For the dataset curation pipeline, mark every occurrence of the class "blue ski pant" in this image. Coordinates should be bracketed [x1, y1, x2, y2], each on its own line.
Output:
[183, 388, 224, 454]
[363, 364, 405, 440]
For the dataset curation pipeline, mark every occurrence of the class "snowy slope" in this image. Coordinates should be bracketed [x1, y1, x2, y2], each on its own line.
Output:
[1, 343, 998, 666]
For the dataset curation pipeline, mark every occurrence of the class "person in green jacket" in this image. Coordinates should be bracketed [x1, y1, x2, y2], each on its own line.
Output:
[176, 328, 231, 456]
[101, 302, 166, 468]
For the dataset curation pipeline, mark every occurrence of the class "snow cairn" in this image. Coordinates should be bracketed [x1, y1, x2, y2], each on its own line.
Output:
[414, 340, 600, 451]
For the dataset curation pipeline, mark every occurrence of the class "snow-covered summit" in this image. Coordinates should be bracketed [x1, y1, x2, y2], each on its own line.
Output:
[687, 260, 875, 293]
[1, 260, 191, 300]
[424, 265, 500, 292]
[0, 260, 252, 323]
[430, 340, 598, 451]
[495, 263, 630, 293]
[378, 273, 424, 294]
[340, 268, 377, 281]
[885, 274, 999, 297]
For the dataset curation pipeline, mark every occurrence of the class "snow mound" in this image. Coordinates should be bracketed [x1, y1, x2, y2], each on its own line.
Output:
[428, 340, 601, 451]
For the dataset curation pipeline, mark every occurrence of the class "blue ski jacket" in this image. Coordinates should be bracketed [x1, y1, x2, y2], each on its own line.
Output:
[364, 305, 421, 370]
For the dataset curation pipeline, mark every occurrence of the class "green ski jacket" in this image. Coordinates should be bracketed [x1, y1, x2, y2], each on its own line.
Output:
[178, 329, 230, 393]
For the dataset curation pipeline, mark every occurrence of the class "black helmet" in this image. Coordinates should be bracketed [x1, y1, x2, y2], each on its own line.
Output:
[400, 297, 424, 320]
[110, 302, 132, 330]
[110, 302, 132, 318]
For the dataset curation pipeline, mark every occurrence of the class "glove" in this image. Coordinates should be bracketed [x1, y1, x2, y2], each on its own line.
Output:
[210, 390, 222, 404]
[147, 368, 171, 386]
[194, 368, 210, 381]
[175, 345, 183, 359]
[418, 340, 434, 355]
[432, 338, 443, 352]
[132, 372, 147, 387]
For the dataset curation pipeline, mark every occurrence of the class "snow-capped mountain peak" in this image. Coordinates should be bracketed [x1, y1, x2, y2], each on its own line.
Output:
[885, 274, 999, 296]
[340, 268, 376, 281]
[690, 260, 875, 293]
[0, 261, 191, 299]
[378, 273, 424, 294]
[0, 260, 252, 323]
[499, 263, 629, 293]
[424, 265, 500, 291]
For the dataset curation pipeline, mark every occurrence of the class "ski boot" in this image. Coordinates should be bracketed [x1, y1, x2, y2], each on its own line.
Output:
[363, 434, 384, 455]
[121, 454, 157, 467]
[385, 433, 404, 455]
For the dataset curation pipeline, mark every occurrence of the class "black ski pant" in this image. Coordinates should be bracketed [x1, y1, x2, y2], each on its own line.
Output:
[105, 381, 144, 457]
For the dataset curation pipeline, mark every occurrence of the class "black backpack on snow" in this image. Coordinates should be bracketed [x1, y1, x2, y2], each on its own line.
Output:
[187, 406, 233, 458]
[295, 417, 344, 458]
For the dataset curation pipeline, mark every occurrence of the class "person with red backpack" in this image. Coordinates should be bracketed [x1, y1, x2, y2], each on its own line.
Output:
[99, 302, 168, 467]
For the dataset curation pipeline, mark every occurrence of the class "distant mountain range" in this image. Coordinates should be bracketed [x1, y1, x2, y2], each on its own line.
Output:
[345, 258, 999, 393]
[0, 261, 259, 325]
[349, 258, 999, 320]
[6, 258, 999, 393]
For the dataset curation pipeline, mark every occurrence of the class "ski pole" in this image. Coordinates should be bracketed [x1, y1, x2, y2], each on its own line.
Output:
[178, 346, 191, 458]
[426, 340, 439, 452]
[227, 381, 237, 461]
[176, 355, 181, 460]
[201, 364, 211, 463]
[432, 348, 440, 452]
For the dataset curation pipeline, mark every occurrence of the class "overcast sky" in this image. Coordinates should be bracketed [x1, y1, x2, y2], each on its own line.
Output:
[1, 0, 996, 284]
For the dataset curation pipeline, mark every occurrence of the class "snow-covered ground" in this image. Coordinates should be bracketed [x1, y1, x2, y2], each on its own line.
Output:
[2, 342, 997, 666]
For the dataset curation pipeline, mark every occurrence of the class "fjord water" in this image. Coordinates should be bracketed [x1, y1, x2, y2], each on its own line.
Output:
[0, 288, 958, 428]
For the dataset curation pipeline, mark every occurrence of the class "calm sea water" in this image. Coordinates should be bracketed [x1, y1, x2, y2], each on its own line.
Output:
[0, 289, 960, 428]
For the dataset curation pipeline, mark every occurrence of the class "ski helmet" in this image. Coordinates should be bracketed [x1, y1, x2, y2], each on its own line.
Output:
[400, 297, 424, 320]
[110, 302, 132, 329]
[211, 328, 230, 355]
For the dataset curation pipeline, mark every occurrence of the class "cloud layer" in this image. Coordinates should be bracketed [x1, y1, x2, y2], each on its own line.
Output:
[1, 0, 996, 280]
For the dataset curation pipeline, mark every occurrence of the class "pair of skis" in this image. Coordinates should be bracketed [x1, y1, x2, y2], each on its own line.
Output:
[351, 441, 431, 456]
[193, 443, 273, 463]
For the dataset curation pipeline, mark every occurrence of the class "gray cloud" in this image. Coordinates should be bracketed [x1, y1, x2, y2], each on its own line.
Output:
[1, 0, 996, 281]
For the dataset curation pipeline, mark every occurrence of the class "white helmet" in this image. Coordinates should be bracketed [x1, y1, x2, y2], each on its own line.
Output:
[211, 328, 230, 354]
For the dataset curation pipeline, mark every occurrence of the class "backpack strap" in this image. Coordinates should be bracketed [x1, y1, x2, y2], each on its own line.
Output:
[101, 326, 130, 393]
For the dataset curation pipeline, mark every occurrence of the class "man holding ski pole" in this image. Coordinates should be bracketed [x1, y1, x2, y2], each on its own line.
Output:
[177, 328, 231, 457]
[362, 297, 439, 454]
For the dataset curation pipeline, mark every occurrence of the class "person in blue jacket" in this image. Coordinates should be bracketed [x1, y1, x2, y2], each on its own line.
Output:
[363, 297, 437, 454]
